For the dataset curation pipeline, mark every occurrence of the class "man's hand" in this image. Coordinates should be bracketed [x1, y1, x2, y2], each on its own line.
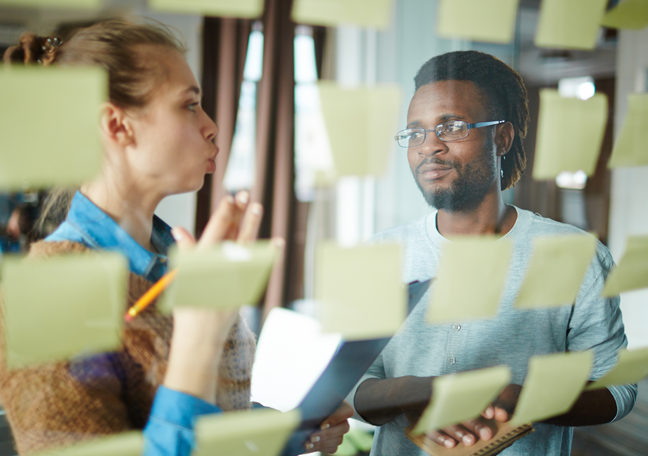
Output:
[413, 384, 522, 449]
[303, 401, 353, 454]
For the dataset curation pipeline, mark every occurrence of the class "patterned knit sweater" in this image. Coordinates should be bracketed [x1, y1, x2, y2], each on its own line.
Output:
[0, 240, 256, 455]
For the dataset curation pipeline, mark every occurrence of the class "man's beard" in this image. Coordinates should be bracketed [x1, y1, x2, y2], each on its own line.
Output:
[413, 140, 497, 213]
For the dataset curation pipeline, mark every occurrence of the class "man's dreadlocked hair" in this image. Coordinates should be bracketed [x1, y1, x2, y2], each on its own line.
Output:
[414, 51, 529, 190]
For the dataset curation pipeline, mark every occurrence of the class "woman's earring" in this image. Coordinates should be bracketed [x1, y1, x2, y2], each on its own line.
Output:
[501, 154, 505, 179]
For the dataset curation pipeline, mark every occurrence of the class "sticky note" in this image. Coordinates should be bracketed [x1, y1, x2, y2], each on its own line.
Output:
[515, 235, 597, 309]
[427, 238, 512, 324]
[601, 0, 648, 30]
[194, 408, 300, 456]
[161, 241, 277, 312]
[292, 0, 395, 29]
[412, 366, 511, 435]
[511, 351, 593, 425]
[608, 94, 648, 168]
[149, 0, 264, 18]
[534, 0, 607, 50]
[318, 82, 401, 177]
[0, 66, 106, 190]
[587, 347, 648, 390]
[437, 0, 519, 44]
[2, 252, 127, 369]
[602, 235, 648, 296]
[0, 0, 100, 7]
[37, 432, 143, 456]
[532, 90, 608, 180]
[315, 242, 405, 340]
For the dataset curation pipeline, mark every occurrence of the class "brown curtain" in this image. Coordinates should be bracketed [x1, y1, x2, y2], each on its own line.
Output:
[195, 17, 252, 238]
[253, 0, 297, 321]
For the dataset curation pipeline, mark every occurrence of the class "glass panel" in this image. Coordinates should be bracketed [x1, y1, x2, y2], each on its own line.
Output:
[223, 28, 264, 193]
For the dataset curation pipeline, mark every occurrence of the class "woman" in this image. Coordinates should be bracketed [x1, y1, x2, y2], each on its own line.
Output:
[1, 19, 351, 456]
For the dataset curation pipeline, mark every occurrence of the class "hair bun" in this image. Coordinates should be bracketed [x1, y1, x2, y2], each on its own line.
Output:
[2, 33, 63, 65]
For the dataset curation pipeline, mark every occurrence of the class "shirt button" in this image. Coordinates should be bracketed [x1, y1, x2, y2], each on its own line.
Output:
[452, 324, 462, 331]
[448, 357, 456, 364]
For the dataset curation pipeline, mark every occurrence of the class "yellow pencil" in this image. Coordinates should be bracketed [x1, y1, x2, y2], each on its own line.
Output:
[124, 269, 178, 321]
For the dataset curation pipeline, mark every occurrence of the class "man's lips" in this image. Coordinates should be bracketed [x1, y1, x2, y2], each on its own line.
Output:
[418, 165, 453, 180]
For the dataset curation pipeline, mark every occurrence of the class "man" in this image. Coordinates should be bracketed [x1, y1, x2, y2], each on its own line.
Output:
[346, 51, 636, 455]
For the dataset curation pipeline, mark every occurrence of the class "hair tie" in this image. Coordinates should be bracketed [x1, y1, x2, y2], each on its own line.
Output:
[38, 36, 63, 64]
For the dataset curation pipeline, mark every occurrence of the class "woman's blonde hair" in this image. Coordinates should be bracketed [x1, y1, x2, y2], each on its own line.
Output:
[3, 18, 187, 237]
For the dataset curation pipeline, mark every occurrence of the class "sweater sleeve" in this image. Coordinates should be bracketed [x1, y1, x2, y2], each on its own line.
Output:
[345, 351, 387, 423]
[143, 386, 222, 456]
[567, 244, 637, 423]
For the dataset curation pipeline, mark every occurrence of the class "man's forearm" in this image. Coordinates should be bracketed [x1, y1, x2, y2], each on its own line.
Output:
[354, 376, 433, 426]
[544, 388, 617, 427]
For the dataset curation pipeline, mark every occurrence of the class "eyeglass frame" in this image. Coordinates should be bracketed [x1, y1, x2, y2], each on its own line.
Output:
[394, 120, 507, 147]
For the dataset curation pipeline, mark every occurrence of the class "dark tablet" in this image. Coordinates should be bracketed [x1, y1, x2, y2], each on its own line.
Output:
[280, 278, 432, 456]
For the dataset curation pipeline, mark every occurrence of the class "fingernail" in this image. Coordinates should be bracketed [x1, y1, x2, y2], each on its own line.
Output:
[237, 192, 249, 204]
[321, 423, 330, 430]
[273, 237, 285, 248]
[463, 435, 473, 445]
[311, 436, 321, 443]
[171, 228, 183, 241]
[480, 428, 491, 440]
[226, 195, 235, 204]
[251, 203, 262, 215]
[444, 440, 454, 448]
[305, 443, 314, 450]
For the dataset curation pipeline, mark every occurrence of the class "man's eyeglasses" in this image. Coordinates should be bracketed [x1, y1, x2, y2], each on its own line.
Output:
[394, 120, 506, 148]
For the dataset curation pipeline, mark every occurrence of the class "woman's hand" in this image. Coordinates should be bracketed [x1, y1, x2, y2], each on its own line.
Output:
[163, 191, 263, 403]
[303, 401, 354, 454]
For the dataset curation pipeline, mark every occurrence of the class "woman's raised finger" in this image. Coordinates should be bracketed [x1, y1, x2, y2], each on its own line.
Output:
[237, 202, 263, 244]
[198, 195, 236, 248]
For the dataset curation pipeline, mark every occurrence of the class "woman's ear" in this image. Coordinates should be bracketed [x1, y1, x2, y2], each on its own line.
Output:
[99, 102, 135, 148]
[495, 121, 515, 157]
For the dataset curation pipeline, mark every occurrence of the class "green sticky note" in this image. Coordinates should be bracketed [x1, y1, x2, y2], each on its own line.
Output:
[412, 366, 511, 435]
[532, 90, 608, 180]
[0, 0, 100, 7]
[587, 347, 648, 390]
[608, 94, 648, 168]
[292, 0, 394, 29]
[511, 351, 593, 425]
[515, 235, 597, 309]
[315, 242, 406, 340]
[601, 0, 648, 30]
[318, 82, 401, 177]
[162, 241, 277, 312]
[2, 252, 127, 369]
[0, 66, 106, 190]
[602, 235, 648, 296]
[534, 0, 607, 50]
[149, 0, 264, 18]
[35, 432, 143, 456]
[427, 238, 512, 324]
[195, 408, 300, 456]
[437, 0, 519, 44]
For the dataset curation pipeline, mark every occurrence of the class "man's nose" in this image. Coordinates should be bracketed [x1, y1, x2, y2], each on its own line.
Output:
[417, 130, 447, 156]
